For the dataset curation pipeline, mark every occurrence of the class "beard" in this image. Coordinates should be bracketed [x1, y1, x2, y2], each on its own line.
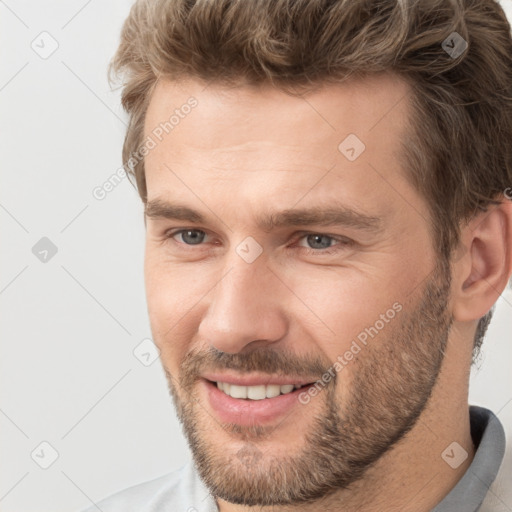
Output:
[162, 259, 452, 507]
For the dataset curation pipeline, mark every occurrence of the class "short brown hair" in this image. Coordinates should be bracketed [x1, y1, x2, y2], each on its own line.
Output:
[110, 0, 512, 354]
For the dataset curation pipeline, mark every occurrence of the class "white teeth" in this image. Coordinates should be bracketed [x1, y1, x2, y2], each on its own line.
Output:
[229, 384, 248, 399]
[216, 382, 302, 400]
[247, 385, 266, 400]
[280, 384, 294, 394]
[266, 384, 281, 398]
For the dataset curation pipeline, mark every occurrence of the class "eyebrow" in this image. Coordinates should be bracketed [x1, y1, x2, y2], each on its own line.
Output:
[145, 199, 382, 233]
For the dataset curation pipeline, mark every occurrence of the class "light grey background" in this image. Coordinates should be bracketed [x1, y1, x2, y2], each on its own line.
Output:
[0, 1, 511, 511]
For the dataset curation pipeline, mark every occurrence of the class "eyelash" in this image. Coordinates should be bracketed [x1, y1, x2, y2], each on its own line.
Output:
[164, 229, 352, 256]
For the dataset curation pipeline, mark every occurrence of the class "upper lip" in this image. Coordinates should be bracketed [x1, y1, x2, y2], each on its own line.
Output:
[202, 372, 317, 387]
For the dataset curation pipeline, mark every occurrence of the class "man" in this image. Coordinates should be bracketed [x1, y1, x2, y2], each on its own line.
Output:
[84, 0, 512, 510]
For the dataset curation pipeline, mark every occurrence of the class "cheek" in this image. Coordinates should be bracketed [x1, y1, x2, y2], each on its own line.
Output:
[287, 270, 402, 359]
[144, 270, 197, 376]
[144, 254, 213, 346]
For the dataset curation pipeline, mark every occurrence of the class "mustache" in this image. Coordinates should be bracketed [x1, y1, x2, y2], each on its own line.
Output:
[177, 345, 334, 389]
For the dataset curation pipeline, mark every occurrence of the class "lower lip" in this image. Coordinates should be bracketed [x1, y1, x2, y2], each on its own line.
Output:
[202, 379, 311, 426]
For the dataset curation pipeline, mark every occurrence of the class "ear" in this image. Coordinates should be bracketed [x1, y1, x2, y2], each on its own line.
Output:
[452, 199, 512, 322]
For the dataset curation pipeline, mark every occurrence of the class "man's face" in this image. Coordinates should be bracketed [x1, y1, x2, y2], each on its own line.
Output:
[143, 75, 452, 506]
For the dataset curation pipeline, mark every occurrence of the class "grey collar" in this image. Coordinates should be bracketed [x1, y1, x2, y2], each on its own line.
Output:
[432, 405, 506, 511]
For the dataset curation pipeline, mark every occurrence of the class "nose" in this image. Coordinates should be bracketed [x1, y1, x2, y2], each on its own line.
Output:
[197, 257, 288, 354]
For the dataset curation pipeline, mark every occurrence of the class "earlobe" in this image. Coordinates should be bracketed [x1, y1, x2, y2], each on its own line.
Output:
[452, 200, 512, 322]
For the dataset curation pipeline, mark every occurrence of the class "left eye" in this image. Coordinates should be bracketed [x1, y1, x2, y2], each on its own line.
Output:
[298, 234, 339, 249]
[172, 229, 207, 245]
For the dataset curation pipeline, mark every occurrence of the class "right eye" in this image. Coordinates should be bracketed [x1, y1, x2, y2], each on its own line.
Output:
[169, 229, 208, 245]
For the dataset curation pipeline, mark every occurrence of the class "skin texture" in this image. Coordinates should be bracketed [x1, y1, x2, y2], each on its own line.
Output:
[142, 74, 512, 511]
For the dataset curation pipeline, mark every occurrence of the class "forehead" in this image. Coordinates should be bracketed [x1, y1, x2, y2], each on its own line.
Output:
[146, 73, 410, 138]
[144, 72, 411, 165]
[143, 73, 415, 220]
[146, 72, 409, 123]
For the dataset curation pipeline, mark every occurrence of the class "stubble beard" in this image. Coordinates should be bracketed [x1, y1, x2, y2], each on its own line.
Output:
[164, 261, 452, 507]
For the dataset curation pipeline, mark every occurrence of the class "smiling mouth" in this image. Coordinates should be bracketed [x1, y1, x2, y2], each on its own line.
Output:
[210, 380, 313, 400]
